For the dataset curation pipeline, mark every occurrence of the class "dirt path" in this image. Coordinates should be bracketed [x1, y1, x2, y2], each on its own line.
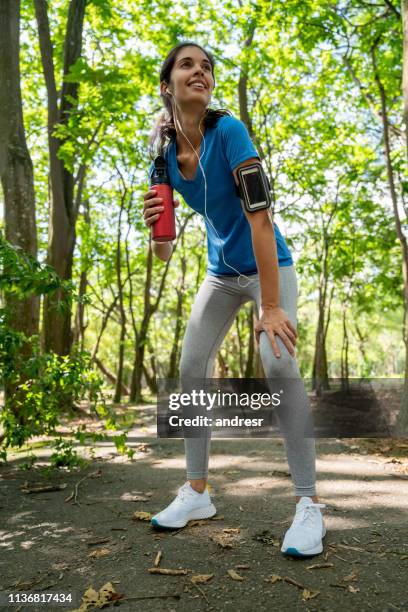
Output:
[1, 405, 408, 611]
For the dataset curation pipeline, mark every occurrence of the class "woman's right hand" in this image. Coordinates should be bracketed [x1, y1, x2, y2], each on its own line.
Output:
[142, 189, 180, 228]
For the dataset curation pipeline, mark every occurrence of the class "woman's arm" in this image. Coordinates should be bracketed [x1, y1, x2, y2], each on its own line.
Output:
[248, 212, 280, 308]
[232, 158, 297, 358]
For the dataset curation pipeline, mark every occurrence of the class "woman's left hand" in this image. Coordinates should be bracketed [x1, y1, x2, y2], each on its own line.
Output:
[254, 306, 298, 358]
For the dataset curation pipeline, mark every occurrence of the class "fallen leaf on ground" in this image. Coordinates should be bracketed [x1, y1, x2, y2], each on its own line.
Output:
[210, 534, 233, 548]
[302, 588, 320, 601]
[121, 493, 149, 502]
[270, 575, 282, 583]
[68, 581, 123, 611]
[265, 575, 319, 595]
[88, 548, 110, 559]
[348, 585, 360, 593]
[227, 569, 244, 581]
[133, 511, 152, 521]
[191, 574, 214, 584]
[136, 443, 150, 452]
[330, 572, 359, 590]
[252, 530, 280, 547]
[342, 572, 358, 582]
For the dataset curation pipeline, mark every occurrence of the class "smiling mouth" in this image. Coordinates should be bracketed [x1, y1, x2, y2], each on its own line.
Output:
[188, 82, 206, 90]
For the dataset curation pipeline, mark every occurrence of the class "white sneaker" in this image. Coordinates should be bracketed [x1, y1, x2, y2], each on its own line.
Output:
[281, 496, 326, 557]
[150, 481, 217, 529]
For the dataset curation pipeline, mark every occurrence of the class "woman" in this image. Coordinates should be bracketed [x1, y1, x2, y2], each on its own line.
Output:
[142, 41, 326, 557]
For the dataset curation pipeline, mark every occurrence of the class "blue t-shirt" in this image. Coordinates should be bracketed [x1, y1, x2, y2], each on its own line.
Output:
[148, 114, 293, 276]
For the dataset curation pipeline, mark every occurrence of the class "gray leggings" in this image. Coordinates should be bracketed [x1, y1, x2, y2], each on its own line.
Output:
[179, 264, 316, 498]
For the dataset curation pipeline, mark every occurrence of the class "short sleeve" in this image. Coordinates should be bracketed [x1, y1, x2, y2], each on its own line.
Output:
[219, 116, 260, 171]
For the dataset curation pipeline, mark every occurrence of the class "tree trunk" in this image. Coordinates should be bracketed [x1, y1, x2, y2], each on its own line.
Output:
[216, 352, 229, 377]
[72, 199, 90, 350]
[129, 216, 192, 403]
[72, 269, 88, 351]
[114, 196, 127, 403]
[94, 356, 130, 395]
[235, 312, 245, 376]
[340, 303, 350, 394]
[168, 254, 187, 380]
[403, 1, 408, 162]
[129, 240, 154, 404]
[0, 0, 39, 408]
[245, 305, 255, 377]
[34, 0, 86, 357]
[143, 360, 157, 395]
[374, 29, 408, 432]
[354, 321, 370, 377]
[398, 2, 408, 432]
[312, 235, 331, 394]
[312, 283, 331, 395]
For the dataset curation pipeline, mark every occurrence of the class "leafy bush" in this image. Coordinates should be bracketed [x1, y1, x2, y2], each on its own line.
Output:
[0, 234, 132, 464]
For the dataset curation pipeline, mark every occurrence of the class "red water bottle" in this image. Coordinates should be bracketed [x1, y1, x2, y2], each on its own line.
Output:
[150, 155, 176, 242]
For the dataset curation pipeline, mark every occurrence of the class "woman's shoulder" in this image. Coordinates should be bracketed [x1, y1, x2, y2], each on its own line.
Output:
[215, 113, 251, 140]
[215, 112, 239, 130]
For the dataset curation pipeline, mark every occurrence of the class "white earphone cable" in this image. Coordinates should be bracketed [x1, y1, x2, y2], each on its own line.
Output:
[170, 92, 254, 287]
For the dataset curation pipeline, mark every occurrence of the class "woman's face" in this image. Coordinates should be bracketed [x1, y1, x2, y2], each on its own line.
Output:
[162, 45, 215, 110]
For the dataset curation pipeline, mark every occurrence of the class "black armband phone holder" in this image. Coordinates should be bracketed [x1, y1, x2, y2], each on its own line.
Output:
[234, 161, 272, 213]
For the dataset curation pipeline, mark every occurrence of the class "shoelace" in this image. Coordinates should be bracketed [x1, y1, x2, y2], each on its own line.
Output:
[294, 502, 326, 529]
[175, 484, 194, 505]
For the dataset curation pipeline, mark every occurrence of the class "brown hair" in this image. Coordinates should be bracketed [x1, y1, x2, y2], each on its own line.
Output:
[148, 41, 231, 159]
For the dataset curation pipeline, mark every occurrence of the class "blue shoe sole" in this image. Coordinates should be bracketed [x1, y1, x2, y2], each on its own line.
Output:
[282, 546, 322, 557]
[150, 518, 183, 530]
[283, 547, 311, 557]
